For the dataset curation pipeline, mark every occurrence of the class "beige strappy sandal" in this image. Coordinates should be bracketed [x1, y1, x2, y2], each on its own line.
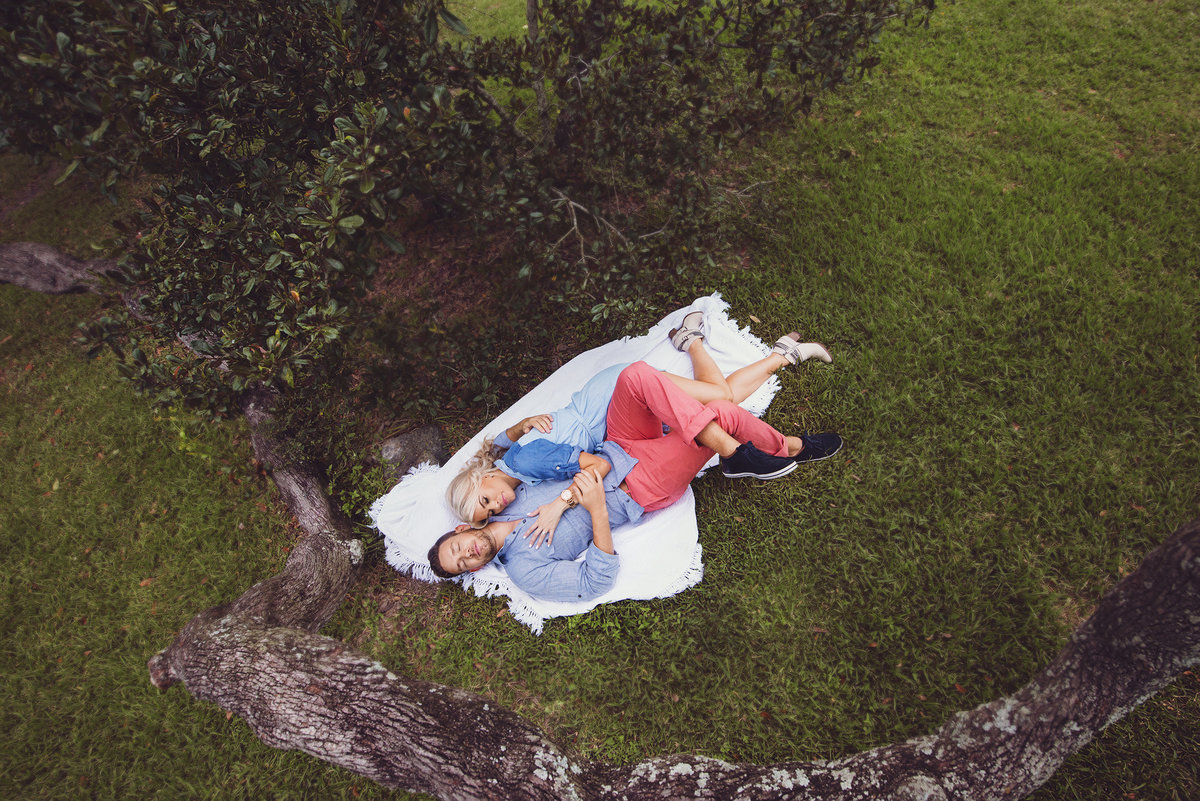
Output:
[771, 333, 832, 364]
[668, 311, 705, 352]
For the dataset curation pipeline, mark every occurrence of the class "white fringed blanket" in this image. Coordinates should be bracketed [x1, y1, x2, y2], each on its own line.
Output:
[369, 294, 781, 633]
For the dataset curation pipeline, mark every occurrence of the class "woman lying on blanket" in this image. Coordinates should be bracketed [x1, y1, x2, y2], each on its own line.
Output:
[446, 311, 834, 545]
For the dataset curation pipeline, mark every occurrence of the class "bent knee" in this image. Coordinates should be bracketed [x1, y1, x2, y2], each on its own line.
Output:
[616, 360, 656, 388]
[621, 360, 655, 378]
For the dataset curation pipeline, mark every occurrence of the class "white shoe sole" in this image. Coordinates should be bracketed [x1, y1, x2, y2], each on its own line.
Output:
[721, 460, 799, 480]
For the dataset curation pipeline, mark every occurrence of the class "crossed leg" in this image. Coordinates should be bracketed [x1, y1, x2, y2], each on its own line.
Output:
[664, 339, 789, 405]
[606, 362, 797, 511]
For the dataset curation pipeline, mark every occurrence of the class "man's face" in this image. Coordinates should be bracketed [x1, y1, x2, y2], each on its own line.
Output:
[437, 525, 500, 575]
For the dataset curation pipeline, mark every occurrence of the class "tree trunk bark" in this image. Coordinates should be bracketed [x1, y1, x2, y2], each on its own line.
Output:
[6, 244, 1199, 800]
[146, 512, 1200, 801]
[526, 0, 552, 145]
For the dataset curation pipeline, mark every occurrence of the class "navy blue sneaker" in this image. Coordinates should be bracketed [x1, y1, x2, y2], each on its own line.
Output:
[793, 433, 843, 464]
[720, 441, 799, 480]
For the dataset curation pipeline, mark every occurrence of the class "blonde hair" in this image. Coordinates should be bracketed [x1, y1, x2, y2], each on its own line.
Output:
[446, 438, 504, 526]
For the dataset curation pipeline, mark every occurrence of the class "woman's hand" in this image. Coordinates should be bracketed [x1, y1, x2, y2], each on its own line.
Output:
[504, 414, 554, 446]
[523, 502, 565, 549]
[572, 468, 606, 514]
[518, 414, 553, 436]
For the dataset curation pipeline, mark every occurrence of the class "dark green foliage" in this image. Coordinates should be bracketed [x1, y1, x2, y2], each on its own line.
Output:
[0, 0, 936, 416]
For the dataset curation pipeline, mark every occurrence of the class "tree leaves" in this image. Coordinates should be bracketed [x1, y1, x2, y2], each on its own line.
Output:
[438, 7, 470, 38]
[1, 0, 935, 416]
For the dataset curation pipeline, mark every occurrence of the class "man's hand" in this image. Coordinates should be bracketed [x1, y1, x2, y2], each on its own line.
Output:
[572, 469, 613, 555]
[572, 468, 606, 513]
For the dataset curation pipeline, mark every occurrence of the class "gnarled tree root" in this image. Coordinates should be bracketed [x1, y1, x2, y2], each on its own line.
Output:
[150, 393, 1200, 800]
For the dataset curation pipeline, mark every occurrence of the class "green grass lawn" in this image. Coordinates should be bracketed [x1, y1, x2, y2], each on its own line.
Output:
[3, 0, 1198, 798]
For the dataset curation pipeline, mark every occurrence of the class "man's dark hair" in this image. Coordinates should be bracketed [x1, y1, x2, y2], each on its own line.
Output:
[427, 530, 458, 579]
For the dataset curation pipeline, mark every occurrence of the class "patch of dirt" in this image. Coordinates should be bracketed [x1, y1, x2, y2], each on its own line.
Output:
[1042, 576, 1096, 632]
[354, 563, 451, 635]
[368, 215, 515, 324]
[352, 211, 590, 434]
[373, 571, 441, 618]
[0, 164, 60, 230]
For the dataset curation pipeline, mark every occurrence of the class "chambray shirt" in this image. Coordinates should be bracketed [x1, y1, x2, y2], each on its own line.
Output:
[490, 441, 643, 602]
[492, 362, 630, 484]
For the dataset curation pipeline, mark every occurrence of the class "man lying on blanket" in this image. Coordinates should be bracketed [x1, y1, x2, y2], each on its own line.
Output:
[428, 360, 843, 602]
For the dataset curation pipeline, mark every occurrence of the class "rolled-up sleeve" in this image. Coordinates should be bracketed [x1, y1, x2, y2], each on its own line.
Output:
[502, 439, 583, 481]
[503, 543, 619, 602]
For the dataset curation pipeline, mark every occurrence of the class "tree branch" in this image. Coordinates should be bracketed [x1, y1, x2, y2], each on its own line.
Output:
[148, 516, 1199, 800]
[526, 0, 553, 145]
[150, 421, 1200, 801]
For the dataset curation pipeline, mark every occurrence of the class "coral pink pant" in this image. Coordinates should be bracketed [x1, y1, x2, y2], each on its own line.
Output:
[605, 361, 789, 511]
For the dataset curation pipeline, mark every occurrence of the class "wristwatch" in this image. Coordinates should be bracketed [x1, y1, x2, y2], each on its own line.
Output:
[560, 489, 577, 507]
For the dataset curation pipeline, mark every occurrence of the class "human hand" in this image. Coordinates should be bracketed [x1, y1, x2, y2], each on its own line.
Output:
[519, 414, 553, 436]
[572, 468, 605, 513]
[523, 502, 564, 549]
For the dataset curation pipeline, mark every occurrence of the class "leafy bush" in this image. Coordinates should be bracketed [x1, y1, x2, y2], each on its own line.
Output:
[1, 0, 937, 417]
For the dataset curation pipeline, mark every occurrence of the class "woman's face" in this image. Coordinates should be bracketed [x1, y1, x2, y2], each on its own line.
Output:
[472, 471, 515, 522]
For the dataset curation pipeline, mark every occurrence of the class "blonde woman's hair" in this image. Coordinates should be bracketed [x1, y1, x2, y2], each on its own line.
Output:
[446, 438, 504, 527]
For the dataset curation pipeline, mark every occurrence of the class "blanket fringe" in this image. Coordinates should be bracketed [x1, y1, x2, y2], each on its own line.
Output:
[659, 541, 705, 597]
[383, 542, 708, 635]
[465, 576, 548, 634]
[377, 460, 445, 584]
[384, 538, 439, 584]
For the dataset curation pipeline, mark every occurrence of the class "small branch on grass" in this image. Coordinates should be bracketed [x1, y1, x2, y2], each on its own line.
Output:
[722, 181, 775, 201]
[550, 188, 590, 267]
[549, 188, 630, 268]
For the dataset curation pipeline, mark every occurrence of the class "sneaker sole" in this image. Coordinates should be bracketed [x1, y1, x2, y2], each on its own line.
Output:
[721, 460, 800, 480]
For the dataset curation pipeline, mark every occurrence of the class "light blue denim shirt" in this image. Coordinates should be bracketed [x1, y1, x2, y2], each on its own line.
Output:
[492, 362, 630, 484]
[491, 442, 642, 602]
